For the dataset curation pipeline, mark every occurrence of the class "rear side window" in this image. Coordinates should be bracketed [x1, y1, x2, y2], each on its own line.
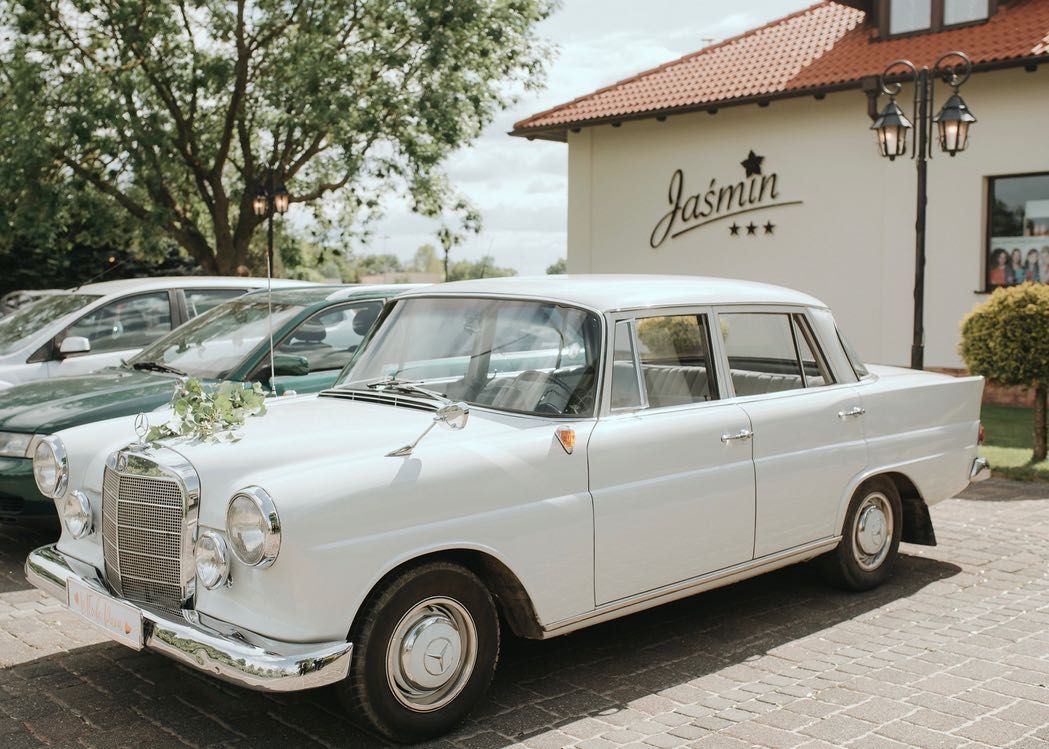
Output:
[63, 292, 172, 354]
[837, 329, 871, 378]
[719, 312, 834, 396]
[185, 288, 246, 318]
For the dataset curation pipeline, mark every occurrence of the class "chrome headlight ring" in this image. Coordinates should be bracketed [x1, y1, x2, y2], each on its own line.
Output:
[32, 436, 68, 500]
[225, 486, 281, 568]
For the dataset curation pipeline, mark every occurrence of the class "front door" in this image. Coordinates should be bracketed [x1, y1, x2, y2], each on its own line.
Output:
[590, 312, 756, 605]
[715, 309, 868, 558]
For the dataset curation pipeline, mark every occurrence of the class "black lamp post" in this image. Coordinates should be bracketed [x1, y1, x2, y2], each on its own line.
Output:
[252, 174, 290, 279]
[870, 51, 976, 370]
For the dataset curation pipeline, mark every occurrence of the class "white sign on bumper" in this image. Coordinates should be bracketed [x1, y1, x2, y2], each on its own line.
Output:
[66, 577, 143, 650]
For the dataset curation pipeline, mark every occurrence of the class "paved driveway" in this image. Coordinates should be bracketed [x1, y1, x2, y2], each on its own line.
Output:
[0, 482, 1047, 748]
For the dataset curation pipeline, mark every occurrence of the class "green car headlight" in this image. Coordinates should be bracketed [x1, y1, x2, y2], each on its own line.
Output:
[0, 431, 34, 458]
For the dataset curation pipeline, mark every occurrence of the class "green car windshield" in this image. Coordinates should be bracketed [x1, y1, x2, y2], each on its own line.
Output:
[338, 297, 603, 418]
[0, 293, 101, 355]
[129, 299, 304, 379]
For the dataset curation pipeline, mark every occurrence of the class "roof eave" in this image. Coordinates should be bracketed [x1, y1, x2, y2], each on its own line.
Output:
[510, 54, 1049, 143]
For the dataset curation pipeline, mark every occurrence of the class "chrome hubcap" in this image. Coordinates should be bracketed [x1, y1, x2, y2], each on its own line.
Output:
[386, 597, 476, 712]
[853, 492, 893, 571]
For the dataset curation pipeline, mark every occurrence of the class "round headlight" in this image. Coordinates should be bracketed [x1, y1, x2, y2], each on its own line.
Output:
[226, 487, 281, 568]
[32, 437, 68, 499]
[193, 531, 230, 590]
[60, 490, 93, 539]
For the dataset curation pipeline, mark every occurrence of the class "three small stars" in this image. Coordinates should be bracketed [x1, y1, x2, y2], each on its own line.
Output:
[728, 220, 776, 236]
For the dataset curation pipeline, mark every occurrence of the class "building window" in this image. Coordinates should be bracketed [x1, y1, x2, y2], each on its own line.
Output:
[943, 0, 989, 26]
[890, 0, 932, 34]
[986, 172, 1049, 291]
[882, 0, 992, 36]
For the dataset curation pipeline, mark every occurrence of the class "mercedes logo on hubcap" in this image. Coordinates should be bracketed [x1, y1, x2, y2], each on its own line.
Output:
[424, 638, 453, 676]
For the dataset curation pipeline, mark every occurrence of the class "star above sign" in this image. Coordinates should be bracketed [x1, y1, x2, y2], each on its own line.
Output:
[740, 150, 764, 177]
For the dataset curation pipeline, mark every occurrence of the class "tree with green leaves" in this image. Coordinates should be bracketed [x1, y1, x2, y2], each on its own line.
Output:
[447, 254, 515, 281]
[1, 0, 555, 274]
[546, 257, 566, 274]
[960, 283, 1049, 461]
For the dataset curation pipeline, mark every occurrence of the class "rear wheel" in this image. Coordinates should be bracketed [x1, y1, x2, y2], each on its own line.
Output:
[337, 562, 499, 744]
[822, 477, 902, 591]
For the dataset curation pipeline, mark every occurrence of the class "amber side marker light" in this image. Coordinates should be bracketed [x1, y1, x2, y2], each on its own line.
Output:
[555, 426, 576, 455]
[978, 423, 986, 445]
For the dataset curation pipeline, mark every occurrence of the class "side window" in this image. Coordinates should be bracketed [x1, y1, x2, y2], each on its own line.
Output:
[837, 328, 871, 379]
[792, 315, 834, 387]
[275, 301, 383, 373]
[610, 320, 643, 410]
[720, 312, 806, 396]
[63, 292, 172, 354]
[185, 288, 246, 318]
[634, 314, 717, 408]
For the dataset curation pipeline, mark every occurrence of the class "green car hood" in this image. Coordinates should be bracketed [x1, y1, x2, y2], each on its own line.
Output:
[0, 369, 178, 434]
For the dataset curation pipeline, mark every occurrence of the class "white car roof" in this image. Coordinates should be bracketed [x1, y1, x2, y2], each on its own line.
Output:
[398, 275, 827, 312]
[74, 276, 310, 295]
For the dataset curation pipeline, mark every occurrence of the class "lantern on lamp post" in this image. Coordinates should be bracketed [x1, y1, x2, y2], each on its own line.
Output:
[870, 51, 975, 371]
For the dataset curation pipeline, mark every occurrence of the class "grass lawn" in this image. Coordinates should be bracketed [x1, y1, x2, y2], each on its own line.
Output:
[979, 404, 1049, 481]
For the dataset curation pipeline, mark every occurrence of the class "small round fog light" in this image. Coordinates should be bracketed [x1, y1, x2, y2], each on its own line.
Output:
[61, 491, 92, 539]
[194, 531, 230, 590]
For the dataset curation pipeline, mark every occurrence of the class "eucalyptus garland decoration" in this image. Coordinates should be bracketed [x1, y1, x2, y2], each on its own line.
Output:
[144, 378, 268, 445]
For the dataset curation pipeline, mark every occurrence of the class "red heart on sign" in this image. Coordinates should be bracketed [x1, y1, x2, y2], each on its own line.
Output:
[124, 623, 132, 635]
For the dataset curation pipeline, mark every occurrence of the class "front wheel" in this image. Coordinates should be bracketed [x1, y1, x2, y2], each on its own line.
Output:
[337, 561, 500, 744]
[821, 477, 902, 591]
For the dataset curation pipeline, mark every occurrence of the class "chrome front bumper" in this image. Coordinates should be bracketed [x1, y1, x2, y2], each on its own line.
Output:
[970, 456, 991, 483]
[25, 544, 353, 692]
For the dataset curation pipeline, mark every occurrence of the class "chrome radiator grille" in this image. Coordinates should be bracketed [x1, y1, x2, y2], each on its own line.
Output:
[101, 457, 194, 613]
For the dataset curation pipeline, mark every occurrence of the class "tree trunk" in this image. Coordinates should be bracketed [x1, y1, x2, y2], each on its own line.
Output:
[1034, 383, 1048, 463]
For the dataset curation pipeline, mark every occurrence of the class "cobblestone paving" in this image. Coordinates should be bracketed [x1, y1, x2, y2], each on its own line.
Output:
[0, 482, 1047, 748]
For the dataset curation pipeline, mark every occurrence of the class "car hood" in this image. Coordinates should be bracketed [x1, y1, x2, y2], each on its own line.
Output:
[161, 392, 554, 512]
[0, 368, 178, 434]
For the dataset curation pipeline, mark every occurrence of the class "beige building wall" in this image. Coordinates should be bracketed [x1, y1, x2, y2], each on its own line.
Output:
[565, 68, 1049, 369]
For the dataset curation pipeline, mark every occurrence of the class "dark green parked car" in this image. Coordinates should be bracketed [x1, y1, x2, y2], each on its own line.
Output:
[0, 284, 419, 518]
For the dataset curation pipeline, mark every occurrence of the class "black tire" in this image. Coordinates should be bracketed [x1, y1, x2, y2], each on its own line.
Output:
[337, 561, 500, 744]
[821, 476, 903, 591]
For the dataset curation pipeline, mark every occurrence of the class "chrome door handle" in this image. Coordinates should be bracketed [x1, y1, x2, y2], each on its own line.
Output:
[721, 428, 753, 443]
[838, 406, 865, 419]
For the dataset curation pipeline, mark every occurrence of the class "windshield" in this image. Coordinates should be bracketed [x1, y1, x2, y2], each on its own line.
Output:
[339, 297, 603, 417]
[129, 298, 305, 379]
[0, 293, 100, 355]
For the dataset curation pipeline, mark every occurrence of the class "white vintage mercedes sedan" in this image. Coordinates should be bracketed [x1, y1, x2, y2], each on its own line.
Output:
[26, 276, 988, 743]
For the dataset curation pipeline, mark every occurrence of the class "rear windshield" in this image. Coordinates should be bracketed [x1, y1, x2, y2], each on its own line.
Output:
[0, 294, 100, 355]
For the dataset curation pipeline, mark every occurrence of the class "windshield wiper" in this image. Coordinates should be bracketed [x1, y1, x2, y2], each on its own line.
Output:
[130, 361, 187, 376]
[363, 377, 450, 404]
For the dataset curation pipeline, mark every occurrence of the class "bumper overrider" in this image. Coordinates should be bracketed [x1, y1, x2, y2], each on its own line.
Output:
[970, 456, 991, 483]
[26, 544, 353, 692]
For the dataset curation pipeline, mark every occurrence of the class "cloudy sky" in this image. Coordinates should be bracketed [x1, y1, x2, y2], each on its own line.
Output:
[372, 0, 814, 275]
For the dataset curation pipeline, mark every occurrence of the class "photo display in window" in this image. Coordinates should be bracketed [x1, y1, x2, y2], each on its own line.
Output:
[987, 173, 1049, 290]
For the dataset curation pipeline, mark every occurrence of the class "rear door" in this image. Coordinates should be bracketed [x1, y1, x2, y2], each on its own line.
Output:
[715, 307, 867, 558]
[589, 308, 756, 605]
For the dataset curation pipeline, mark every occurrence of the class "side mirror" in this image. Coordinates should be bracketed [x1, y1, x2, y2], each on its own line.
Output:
[272, 354, 309, 378]
[435, 402, 469, 431]
[59, 336, 91, 357]
[386, 401, 470, 457]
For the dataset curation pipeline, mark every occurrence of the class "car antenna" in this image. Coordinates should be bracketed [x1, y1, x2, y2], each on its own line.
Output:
[68, 257, 129, 292]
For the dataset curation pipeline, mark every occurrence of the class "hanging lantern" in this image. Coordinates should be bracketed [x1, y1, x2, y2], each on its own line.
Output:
[933, 91, 976, 156]
[871, 97, 913, 161]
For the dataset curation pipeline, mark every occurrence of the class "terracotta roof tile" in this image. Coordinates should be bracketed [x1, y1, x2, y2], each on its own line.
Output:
[513, 0, 1049, 136]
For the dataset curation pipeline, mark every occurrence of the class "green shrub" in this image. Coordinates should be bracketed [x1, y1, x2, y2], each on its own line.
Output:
[960, 283, 1049, 461]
